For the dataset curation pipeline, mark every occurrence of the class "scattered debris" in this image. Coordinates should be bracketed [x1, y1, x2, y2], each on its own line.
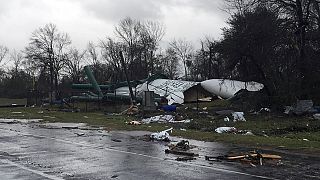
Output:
[176, 156, 196, 161]
[205, 150, 281, 166]
[162, 105, 177, 112]
[83, 116, 89, 119]
[232, 112, 246, 122]
[111, 139, 122, 142]
[142, 115, 175, 124]
[258, 108, 271, 113]
[75, 132, 85, 136]
[121, 105, 139, 115]
[302, 138, 310, 141]
[11, 112, 22, 114]
[111, 175, 119, 178]
[127, 121, 141, 125]
[313, 113, 320, 120]
[165, 149, 199, 157]
[215, 127, 237, 134]
[180, 128, 187, 131]
[169, 140, 190, 151]
[150, 128, 173, 141]
[224, 116, 230, 122]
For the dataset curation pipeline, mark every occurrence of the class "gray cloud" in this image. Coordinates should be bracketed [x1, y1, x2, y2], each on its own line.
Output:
[80, 0, 228, 22]
[81, 0, 165, 22]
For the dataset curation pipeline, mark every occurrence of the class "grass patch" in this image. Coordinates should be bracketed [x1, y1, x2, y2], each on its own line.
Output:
[0, 105, 319, 154]
[0, 98, 27, 106]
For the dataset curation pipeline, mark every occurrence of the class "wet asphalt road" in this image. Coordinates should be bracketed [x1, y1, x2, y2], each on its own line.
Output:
[0, 122, 318, 180]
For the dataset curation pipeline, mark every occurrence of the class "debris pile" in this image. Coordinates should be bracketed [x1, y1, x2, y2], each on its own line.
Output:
[150, 128, 173, 141]
[165, 140, 198, 161]
[205, 150, 282, 166]
[141, 115, 191, 124]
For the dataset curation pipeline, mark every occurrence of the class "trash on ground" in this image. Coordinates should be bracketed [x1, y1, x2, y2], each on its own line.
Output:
[142, 115, 175, 124]
[224, 116, 230, 122]
[127, 121, 141, 125]
[150, 128, 173, 141]
[111, 139, 122, 142]
[313, 113, 320, 120]
[168, 140, 190, 151]
[258, 108, 271, 113]
[121, 105, 139, 115]
[162, 105, 177, 112]
[11, 112, 22, 114]
[165, 149, 199, 157]
[215, 127, 237, 133]
[176, 156, 196, 161]
[232, 112, 246, 122]
[75, 132, 85, 136]
[205, 150, 281, 166]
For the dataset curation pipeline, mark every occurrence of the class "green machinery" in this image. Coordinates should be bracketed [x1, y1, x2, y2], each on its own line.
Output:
[70, 66, 166, 103]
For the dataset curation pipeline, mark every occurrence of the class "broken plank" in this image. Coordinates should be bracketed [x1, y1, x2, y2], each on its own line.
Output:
[165, 149, 199, 157]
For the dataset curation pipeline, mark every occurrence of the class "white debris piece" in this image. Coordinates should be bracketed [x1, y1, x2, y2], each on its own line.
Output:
[313, 113, 320, 120]
[224, 116, 230, 122]
[150, 128, 173, 141]
[215, 127, 237, 133]
[136, 79, 198, 105]
[201, 79, 264, 99]
[141, 115, 175, 124]
[232, 112, 246, 122]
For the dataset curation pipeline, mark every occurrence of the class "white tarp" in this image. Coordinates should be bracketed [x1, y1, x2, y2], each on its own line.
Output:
[201, 79, 264, 99]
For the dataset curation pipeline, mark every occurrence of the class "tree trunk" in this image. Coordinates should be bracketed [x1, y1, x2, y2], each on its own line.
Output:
[119, 51, 136, 105]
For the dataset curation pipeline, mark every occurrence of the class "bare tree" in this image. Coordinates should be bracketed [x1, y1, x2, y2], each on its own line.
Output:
[100, 37, 124, 81]
[0, 45, 9, 65]
[65, 48, 86, 83]
[10, 50, 23, 73]
[169, 39, 193, 80]
[86, 42, 99, 66]
[25, 23, 71, 101]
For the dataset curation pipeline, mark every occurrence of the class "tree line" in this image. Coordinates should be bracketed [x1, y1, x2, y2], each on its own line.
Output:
[0, 0, 319, 104]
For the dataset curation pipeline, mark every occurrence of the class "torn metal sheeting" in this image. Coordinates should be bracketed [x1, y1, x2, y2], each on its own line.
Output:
[136, 79, 211, 105]
[201, 79, 264, 99]
[150, 128, 173, 141]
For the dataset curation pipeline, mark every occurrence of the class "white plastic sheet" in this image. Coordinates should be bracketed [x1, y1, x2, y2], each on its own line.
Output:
[150, 128, 173, 141]
[215, 127, 237, 133]
[232, 112, 246, 122]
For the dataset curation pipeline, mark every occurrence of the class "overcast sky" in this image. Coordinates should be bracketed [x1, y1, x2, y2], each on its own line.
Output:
[0, 0, 229, 51]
